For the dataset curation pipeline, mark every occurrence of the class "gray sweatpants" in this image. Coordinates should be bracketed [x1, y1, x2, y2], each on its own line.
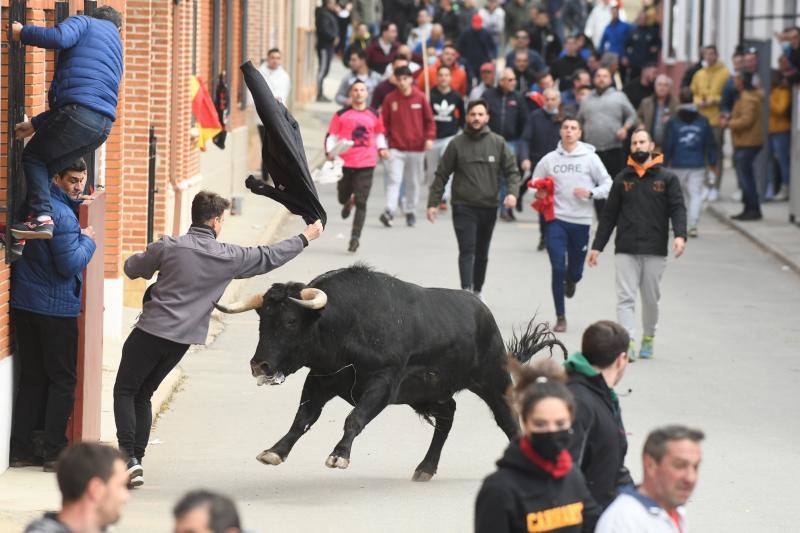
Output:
[386, 149, 425, 215]
[672, 167, 704, 228]
[615, 254, 668, 340]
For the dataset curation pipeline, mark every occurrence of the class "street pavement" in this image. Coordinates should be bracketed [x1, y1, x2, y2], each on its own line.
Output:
[114, 115, 800, 531]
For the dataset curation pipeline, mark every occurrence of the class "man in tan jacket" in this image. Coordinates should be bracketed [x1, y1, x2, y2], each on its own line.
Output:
[726, 72, 763, 221]
[691, 45, 729, 194]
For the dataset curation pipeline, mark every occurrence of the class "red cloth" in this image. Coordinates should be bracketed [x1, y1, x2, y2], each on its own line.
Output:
[527, 91, 545, 109]
[519, 437, 573, 479]
[380, 88, 436, 151]
[529, 177, 555, 221]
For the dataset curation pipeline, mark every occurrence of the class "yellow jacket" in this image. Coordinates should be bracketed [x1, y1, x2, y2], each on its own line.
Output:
[769, 86, 791, 133]
[729, 89, 764, 148]
[691, 62, 730, 126]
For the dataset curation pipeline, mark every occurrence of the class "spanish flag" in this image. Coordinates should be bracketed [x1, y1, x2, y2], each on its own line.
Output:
[191, 75, 222, 151]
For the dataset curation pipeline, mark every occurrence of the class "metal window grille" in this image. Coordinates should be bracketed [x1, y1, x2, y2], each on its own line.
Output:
[5, 0, 27, 264]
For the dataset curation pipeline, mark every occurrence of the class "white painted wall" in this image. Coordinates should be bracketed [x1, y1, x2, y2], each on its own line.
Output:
[0, 355, 13, 474]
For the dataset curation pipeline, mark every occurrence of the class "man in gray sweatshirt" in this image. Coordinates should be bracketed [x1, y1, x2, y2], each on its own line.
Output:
[114, 191, 322, 487]
[532, 117, 612, 332]
[577, 67, 636, 215]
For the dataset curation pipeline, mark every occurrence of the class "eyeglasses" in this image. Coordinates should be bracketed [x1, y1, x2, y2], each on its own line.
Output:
[503, 77, 517, 81]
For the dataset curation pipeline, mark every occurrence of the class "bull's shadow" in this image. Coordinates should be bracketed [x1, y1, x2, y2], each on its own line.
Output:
[215, 264, 566, 481]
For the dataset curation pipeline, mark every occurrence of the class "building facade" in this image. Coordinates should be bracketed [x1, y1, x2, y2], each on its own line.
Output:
[0, 0, 317, 472]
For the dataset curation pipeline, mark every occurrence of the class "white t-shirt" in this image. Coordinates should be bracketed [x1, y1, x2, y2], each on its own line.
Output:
[252, 63, 291, 125]
[596, 491, 687, 533]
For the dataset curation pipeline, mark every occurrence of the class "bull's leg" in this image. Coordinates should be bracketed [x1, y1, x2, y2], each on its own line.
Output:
[411, 398, 457, 482]
[256, 375, 337, 466]
[470, 374, 520, 441]
[325, 375, 393, 470]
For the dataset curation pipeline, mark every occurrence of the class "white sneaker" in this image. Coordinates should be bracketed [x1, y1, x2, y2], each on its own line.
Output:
[472, 291, 485, 303]
[731, 190, 742, 202]
[701, 186, 711, 202]
[707, 187, 719, 202]
[773, 187, 789, 202]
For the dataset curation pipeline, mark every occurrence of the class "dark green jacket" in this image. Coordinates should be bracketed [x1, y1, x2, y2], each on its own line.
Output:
[428, 126, 520, 209]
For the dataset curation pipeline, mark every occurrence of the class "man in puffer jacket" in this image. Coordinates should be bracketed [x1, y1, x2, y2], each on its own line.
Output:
[663, 89, 717, 238]
[9, 159, 97, 471]
[10, 7, 122, 242]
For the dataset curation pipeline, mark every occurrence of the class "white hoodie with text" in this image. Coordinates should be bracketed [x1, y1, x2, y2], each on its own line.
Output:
[532, 141, 612, 226]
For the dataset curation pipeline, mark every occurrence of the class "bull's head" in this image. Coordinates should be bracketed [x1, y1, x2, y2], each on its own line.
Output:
[214, 283, 327, 386]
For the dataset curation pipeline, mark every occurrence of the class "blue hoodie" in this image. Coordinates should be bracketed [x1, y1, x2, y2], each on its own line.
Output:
[662, 106, 718, 169]
[11, 184, 96, 317]
[22, 15, 123, 129]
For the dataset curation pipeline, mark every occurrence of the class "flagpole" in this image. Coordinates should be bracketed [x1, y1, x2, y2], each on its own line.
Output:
[421, 39, 430, 102]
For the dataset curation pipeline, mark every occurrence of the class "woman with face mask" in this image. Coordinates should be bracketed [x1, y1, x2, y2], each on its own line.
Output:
[475, 360, 600, 533]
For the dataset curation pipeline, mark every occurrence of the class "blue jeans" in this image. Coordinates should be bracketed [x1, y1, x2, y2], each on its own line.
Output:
[22, 104, 112, 217]
[769, 132, 791, 187]
[546, 219, 590, 316]
[733, 146, 762, 215]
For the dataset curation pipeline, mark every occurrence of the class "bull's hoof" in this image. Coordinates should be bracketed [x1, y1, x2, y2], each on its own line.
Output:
[256, 450, 284, 466]
[412, 470, 434, 482]
[325, 455, 350, 469]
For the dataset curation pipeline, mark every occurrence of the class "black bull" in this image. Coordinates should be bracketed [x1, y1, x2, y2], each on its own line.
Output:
[215, 265, 565, 481]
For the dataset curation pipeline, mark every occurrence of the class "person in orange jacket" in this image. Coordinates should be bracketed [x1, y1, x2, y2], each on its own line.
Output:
[417, 44, 469, 97]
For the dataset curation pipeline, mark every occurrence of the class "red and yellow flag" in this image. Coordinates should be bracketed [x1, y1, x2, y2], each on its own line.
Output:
[191, 75, 222, 151]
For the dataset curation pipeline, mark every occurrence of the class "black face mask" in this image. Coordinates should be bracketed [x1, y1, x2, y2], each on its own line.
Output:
[529, 429, 572, 462]
[631, 151, 651, 165]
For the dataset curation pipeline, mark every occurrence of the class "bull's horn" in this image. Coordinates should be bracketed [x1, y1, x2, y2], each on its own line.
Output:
[288, 288, 327, 310]
[214, 293, 264, 314]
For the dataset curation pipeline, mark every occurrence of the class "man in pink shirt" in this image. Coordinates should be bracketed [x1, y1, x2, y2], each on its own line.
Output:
[327, 80, 389, 252]
[380, 66, 435, 227]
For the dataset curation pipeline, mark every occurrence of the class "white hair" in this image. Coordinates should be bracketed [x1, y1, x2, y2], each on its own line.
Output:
[655, 74, 673, 87]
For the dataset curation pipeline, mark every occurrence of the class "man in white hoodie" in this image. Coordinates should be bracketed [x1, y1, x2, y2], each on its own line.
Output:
[532, 117, 612, 332]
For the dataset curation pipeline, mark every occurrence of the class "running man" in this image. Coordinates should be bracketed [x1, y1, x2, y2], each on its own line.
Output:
[532, 116, 612, 332]
[326, 80, 389, 252]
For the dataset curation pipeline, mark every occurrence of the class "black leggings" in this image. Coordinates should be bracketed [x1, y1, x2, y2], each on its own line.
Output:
[338, 166, 375, 238]
[113, 328, 189, 459]
[596, 147, 626, 217]
[452, 204, 497, 292]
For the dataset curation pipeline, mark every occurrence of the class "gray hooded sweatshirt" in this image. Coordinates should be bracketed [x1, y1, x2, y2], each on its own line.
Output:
[125, 226, 305, 345]
[24, 513, 72, 533]
[532, 141, 612, 225]
[576, 87, 637, 151]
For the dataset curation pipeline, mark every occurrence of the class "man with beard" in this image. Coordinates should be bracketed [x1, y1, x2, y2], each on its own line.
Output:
[577, 67, 636, 216]
[427, 99, 519, 300]
[623, 63, 657, 111]
[365, 21, 399, 75]
[327, 80, 389, 252]
[597, 426, 704, 532]
[519, 88, 564, 250]
[588, 128, 687, 360]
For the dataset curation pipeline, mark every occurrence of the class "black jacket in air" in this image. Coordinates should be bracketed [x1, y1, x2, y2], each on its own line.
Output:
[475, 441, 600, 533]
[592, 156, 687, 256]
[566, 371, 633, 509]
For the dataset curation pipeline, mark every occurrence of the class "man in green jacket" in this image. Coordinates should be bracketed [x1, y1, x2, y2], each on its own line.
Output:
[427, 99, 519, 300]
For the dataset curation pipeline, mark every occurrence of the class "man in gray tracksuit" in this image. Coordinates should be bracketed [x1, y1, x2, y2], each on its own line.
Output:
[532, 117, 612, 332]
[114, 191, 322, 488]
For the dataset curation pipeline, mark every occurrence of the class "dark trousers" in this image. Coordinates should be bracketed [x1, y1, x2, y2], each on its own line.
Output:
[545, 219, 590, 316]
[10, 309, 78, 461]
[596, 147, 626, 217]
[257, 125, 269, 182]
[452, 204, 497, 292]
[337, 166, 375, 238]
[733, 146, 763, 215]
[316, 45, 335, 96]
[22, 104, 112, 218]
[113, 328, 189, 459]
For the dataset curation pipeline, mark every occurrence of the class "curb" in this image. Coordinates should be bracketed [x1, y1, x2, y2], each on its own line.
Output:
[706, 204, 800, 275]
[149, 205, 292, 424]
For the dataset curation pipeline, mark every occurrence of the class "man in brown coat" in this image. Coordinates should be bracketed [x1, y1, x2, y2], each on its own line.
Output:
[637, 75, 679, 150]
[726, 72, 763, 221]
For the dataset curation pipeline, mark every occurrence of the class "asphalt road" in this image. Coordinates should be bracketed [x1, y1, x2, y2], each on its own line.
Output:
[114, 151, 800, 532]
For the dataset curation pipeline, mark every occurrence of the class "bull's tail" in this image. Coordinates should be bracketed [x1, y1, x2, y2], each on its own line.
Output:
[506, 317, 567, 364]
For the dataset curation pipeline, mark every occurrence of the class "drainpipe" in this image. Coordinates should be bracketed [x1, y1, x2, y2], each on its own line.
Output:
[170, 0, 183, 236]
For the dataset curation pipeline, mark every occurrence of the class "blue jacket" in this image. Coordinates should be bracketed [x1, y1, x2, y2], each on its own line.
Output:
[599, 19, 632, 57]
[22, 16, 123, 129]
[11, 184, 96, 318]
[662, 107, 718, 169]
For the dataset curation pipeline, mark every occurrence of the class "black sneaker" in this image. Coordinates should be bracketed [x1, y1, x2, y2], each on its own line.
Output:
[406, 213, 416, 227]
[11, 218, 54, 240]
[565, 278, 576, 299]
[316, 94, 331, 103]
[553, 315, 567, 333]
[537, 238, 546, 252]
[341, 195, 355, 220]
[731, 211, 762, 221]
[379, 210, 393, 227]
[127, 457, 144, 488]
[348, 237, 359, 253]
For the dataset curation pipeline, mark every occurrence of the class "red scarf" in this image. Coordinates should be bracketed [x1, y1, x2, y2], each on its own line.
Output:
[519, 437, 573, 479]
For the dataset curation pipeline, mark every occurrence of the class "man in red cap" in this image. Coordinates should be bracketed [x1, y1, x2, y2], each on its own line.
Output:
[456, 13, 497, 86]
[469, 63, 496, 101]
